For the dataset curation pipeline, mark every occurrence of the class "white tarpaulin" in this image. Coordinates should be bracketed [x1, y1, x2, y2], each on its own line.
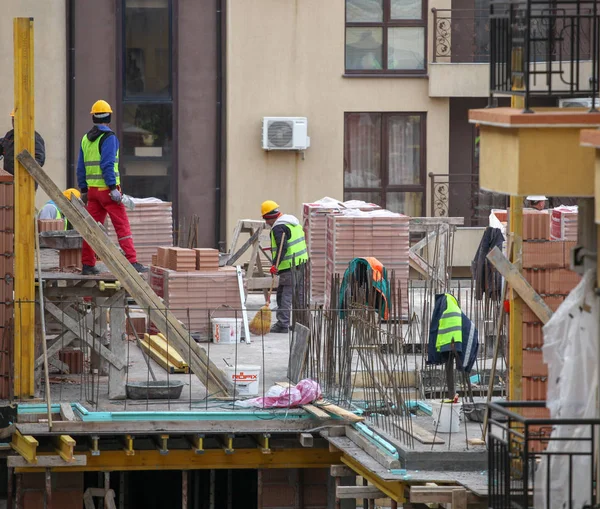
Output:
[535, 269, 598, 509]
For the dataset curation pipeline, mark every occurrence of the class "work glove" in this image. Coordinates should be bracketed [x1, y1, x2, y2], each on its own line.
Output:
[81, 192, 88, 205]
[109, 189, 122, 203]
[269, 265, 277, 276]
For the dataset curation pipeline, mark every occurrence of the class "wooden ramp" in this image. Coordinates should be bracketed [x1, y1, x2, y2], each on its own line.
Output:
[18, 150, 232, 396]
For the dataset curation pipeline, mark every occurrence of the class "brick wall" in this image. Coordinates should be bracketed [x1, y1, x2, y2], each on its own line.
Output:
[259, 468, 329, 509]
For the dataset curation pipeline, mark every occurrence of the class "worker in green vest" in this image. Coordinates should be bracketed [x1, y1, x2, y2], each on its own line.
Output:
[261, 200, 309, 334]
[436, 293, 463, 353]
[37, 188, 81, 230]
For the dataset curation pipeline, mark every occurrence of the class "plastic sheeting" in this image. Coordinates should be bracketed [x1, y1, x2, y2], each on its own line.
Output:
[234, 379, 322, 408]
[535, 269, 598, 509]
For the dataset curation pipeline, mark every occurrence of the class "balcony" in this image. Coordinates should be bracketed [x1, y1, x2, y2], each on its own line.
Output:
[429, 8, 491, 97]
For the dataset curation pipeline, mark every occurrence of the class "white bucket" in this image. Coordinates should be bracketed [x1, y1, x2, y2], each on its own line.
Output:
[225, 365, 261, 396]
[431, 401, 461, 433]
[212, 318, 243, 344]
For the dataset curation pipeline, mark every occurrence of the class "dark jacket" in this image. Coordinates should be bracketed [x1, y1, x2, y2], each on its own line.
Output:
[0, 129, 46, 174]
[472, 226, 503, 301]
[427, 293, 479, 373]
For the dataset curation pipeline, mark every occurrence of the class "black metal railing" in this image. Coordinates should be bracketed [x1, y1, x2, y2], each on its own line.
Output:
[428, 172, 508, 226]
[432, 8, 491, 63]
[488, 401, 598, 509]
[489, 0, 600, 110]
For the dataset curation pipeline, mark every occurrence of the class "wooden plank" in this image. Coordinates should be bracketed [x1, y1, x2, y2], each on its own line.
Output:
[288, 324, 310, 383]
[486, 247, 553, 324]
[226, 229, 261, 266]
[8, 455, 87, 468]
[299, 433, 314, 448]
[316, 400, 364, 423]
[393, 422, 444, 445]
[509, 198, 523, 402]
[345, 427, 400, 470]
[336, 485, 385, 499]
[18, 149, 232, 396]
[409, 217, 464, 228]
[453, 487, 468, 509]
[330, 465, 355, 477]
[108, 296, 126, 400]
[13, 17, 36, 398]
[328, 426, 347, 438]
[59, 404, 76, 422]
[44, 300, 124, 370]
[302, 404, 330, 420]
[410, 486, 477, 505]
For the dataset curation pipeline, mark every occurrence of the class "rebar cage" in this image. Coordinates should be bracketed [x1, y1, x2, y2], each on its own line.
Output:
[489, 0, 600, 110]
[488, 400, 599, 509]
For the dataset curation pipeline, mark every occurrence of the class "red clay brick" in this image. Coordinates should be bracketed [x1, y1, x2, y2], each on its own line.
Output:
[522, 323, 544, 348]
[59, 248, 82, 270]
[522, 377, 548, 401]
[156, 247, 170, 268]
[522, 241, 564, 269]
[37, 219, 64, 232]
[167, 247, 196, 272]
[522, 349, 548, 377]
[58, 348, 83, 374]
[522, 210, 550, 240]
[523, 295, 564, 322]
[548, 268, 582, 294]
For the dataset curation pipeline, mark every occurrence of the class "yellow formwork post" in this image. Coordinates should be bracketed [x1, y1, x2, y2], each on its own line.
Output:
[13, 17, 36, 399]
[508, 196, 523, 401]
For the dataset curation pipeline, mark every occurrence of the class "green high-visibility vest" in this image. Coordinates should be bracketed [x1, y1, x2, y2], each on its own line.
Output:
[436, 294, 462, 352]
[271, 223, 308, 271]
[81, 133, 120, 188]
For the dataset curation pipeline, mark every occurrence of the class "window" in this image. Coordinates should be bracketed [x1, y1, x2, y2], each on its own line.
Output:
[121, 0, 174, 202]
[344, 112, 425, 216]
[345, 0, 427, 74]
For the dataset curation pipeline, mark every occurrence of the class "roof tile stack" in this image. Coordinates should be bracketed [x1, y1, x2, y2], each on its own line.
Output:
[550, 206, 578, 241]
[106, 199, 173, 266]
[149, 266, 241, 337]
[302, 198, 380, 305]
[324, 212, 410, 316]
[195, 248, 219, 270]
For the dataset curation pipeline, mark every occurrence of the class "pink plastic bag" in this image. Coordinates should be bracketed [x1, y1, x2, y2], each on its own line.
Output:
[235, 379, 322, 408]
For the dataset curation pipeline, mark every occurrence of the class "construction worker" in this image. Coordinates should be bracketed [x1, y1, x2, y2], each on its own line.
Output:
[0, 109, 46, 179]
[526, 195, 547, 211]
[38, 189, 81, 229]
[77, 100, 147, 275]
[261, 200, 308, 333]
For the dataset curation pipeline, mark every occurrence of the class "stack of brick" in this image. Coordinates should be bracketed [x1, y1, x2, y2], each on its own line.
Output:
[150, 266, 241, 336]
[550, 205, 578, 241]
[37, 219, 64, 232]
[324, 212, 410, 316]
[106, 199, 173, 266]
[166, 247, 196, 271]
[521, 215, 580, 418]
[194, 248, 219, 270]
[302, 198, 380, 304]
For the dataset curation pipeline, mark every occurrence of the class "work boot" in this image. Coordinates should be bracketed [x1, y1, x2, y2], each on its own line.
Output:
[131, 262, 149, 273]
[270, 323, 289, 334]
[81, 264, 100, 276]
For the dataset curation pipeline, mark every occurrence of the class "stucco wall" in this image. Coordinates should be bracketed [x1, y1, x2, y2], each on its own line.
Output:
[0, 3, 67, 209]
[226, 0, 449, 243]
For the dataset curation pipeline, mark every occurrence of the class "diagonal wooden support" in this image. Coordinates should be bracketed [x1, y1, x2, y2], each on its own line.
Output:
[11, 431, 38, 464]
[53, 435, 76, 463]
[486, 247, 553, 324]
[44, 300, 124, 369]
[19, 150, 232, 396]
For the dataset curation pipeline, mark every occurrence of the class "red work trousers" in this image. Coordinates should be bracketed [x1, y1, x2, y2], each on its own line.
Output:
[81, 187, 137, 266]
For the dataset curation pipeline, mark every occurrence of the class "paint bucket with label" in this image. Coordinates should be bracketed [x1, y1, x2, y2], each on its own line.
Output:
[225, 365, 261, 396]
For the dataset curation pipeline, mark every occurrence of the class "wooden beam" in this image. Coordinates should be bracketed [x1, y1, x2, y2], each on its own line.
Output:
[393, 422, 444, 445]
[53, 435, 75, 463]
[315, 400, 364, 423]
[409, 486, 477, 505]
[302, 404, 330, 420]
[486, 246, 553, 324]
[8, 454, 86, 468]
[328, 426, 346, 438]
[18, 150, 232, 396]
[11, 431, 38, 464]
[59, 404, 76, 422]
[339, 454, 404, 503]
[13, 17, 36, 398]
[345, 427, 400, 470]
[330, 464, 355, 477]
[509, 198, 524, 401]
[336, 485, 386, 499]
[108, 297, 127, 399]
[299, 433, 314, 448]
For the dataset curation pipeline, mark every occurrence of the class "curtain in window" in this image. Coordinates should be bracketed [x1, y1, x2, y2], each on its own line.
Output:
[344, 113, 382, 189]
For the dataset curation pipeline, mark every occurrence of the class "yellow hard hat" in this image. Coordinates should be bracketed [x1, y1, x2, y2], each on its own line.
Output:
[261, 200, 280, 218]
[9, 110, 14, 118]
[90, 100, 113, 115]
[63, 188, 81, 201]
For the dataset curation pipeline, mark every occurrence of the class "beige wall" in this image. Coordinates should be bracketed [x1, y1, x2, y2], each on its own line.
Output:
[226, 0, 450, 242]
[0, 4, 67, 209]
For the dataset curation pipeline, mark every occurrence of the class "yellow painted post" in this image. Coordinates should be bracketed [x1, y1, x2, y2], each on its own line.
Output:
[13, 18, 36, 398]
[508, 196, 523, 401]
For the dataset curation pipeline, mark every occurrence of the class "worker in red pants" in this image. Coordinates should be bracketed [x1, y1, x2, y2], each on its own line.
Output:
[77, 100, 147, 275]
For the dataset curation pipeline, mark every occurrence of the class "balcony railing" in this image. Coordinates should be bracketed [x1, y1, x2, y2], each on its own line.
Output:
[432, 8, 491, 63]
[428, 172, 509, 226]
[489, 0, 600, 110]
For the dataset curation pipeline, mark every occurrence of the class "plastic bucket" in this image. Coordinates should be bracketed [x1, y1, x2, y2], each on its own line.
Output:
[212, 318, 243, 344]
[431, 400, 461, 433]
[225, 365, 260, 396]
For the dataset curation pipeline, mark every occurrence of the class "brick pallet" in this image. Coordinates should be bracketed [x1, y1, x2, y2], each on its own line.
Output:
[324, 214, 410, 315]
[149, 266, 241, 337]
[551, 206, 578, 241]
[106, 200, 173, 266]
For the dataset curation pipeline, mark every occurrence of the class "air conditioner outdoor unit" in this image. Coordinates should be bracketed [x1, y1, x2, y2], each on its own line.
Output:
[262, 117, 310, 151]
[559, 98, 600, 108]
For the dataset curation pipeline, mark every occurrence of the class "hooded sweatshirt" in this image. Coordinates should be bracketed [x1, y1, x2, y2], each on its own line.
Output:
[76, 125, 119, 192]
[271, 214, 302, 271]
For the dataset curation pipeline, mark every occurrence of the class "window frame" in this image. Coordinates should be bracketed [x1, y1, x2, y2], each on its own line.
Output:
[344, 0, 428, 76]
[343, 111, 427, 215]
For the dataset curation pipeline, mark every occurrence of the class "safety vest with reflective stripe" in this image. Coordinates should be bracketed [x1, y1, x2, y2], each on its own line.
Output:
[271, 223, 308, 271]
[81, 133, 120, 188]
[39, 202, 67, 230]
[436, 293, 463, 352]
